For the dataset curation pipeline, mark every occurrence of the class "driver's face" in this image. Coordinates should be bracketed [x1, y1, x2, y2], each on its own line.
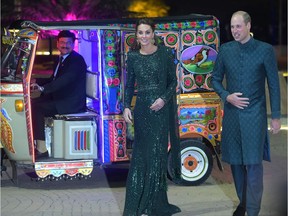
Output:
[57, 37, 74, 55]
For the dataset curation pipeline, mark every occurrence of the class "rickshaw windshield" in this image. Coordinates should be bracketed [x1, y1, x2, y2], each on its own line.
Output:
[1, 39, 33, 83]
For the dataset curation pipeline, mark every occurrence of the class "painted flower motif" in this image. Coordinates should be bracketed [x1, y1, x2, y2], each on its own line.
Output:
[183, 32, 194, 44]
[168, 36, 175, 43]
[166, 34, 177, 46]
[177, 23, 183, 28]
[205, 110, 211, 115]
[207, 20, 214, 26]
[113, 78, 120, 86]
[171, 23, 177, 28]
[205, 31, 216, 42]
[190, 22, 197, 27]
[195, 75, 204, 85]
[117, 136, 124, 142]
[207, 33, 214, 40]
[107, 78, 113, 86]
[116, 122, 123, 129]
[156, 24, 162, 29]
[108, 60, 115, 67]
[189, 126, 195, 131]
[197, 36, 203, 43]
[107, 46, 113, 50]
[182, 127, 188, 133]
[184, 34, 192, 41]
[164, 23, 170, 29]
[208, 134, 213, 140]
[184, 78, 192, 87]
[183, 76, 193, 89]
[128, 36, 135, 45]
[107, 68, 116, 77]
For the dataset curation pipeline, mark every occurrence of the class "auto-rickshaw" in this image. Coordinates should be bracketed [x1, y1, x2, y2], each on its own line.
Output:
[1, 14, 223, 186]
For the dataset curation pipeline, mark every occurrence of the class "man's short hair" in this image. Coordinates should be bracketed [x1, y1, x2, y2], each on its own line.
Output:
[57, 30, 76, 42]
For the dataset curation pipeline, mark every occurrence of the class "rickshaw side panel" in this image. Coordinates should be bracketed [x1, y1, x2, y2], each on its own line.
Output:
[1, 94, 31, 161]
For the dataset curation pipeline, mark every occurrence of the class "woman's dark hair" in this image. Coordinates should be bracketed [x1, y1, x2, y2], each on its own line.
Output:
[131, 18, 159, 50]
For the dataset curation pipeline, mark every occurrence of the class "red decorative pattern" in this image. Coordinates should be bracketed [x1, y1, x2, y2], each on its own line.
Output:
[108, 118, 129, 162]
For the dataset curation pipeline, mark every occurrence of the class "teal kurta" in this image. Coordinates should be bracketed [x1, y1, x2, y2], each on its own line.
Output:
[211, 38, 281, 165]
[123, 45, 181, 216]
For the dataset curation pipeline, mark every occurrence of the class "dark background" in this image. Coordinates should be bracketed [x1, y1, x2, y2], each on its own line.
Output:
[165, 0, 287, 45]
[1, 0, 287, 45]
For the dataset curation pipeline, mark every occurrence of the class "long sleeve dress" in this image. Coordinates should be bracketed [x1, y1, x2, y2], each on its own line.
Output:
[123, 45, 181, 216]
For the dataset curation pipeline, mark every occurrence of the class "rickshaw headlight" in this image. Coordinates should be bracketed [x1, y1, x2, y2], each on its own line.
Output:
[15, 99, 24, 112]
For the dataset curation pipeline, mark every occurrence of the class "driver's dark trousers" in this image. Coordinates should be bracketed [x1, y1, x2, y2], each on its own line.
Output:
[231, 164, 263, 216]
[31, 96, 58, 141]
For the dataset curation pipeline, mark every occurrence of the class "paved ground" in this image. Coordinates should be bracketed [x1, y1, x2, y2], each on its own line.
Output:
[1, 118, 287, 216]
[1, 64, 286, 216]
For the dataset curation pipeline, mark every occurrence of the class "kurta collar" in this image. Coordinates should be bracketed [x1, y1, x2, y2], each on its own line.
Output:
[237, 37, 256, 51]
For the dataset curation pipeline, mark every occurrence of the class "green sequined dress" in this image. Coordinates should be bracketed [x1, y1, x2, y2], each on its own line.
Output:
[123, 46, 181, 216]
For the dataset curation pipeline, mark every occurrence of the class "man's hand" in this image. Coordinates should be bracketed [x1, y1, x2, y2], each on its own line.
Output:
[30, 83, 43, 92]
[30, 83, 43, 98]
[270, 119, 281, 134]
[226, 92, 249, 109]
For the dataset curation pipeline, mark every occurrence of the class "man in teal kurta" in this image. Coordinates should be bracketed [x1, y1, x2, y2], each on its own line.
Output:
[211, 11, 281, 216]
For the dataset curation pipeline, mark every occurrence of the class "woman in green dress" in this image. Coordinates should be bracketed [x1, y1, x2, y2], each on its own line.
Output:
[123, 18, 181, 216]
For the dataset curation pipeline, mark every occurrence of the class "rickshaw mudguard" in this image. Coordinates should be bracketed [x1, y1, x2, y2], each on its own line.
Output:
[179, 124, 223, 171]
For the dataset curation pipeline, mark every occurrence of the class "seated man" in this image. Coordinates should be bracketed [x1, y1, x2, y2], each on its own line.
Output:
[31, 30, 87, 158]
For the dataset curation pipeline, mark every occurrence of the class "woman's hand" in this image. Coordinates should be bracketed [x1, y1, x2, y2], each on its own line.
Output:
[150, 98, 165, 112]
[123, 108, 133, 124]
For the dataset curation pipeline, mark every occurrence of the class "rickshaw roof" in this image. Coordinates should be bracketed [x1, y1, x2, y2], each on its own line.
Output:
[9, 14, 218, 31]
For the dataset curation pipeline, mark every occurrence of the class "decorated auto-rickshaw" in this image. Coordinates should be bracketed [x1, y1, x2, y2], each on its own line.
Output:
[1, 14, 223, 186]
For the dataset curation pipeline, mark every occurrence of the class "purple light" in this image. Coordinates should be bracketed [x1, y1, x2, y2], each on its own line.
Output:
[64, 13, 77, 21]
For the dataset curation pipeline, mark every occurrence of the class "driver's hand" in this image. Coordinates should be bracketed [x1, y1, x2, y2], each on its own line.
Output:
[30, 83, 41, 98]
[30, 83, 41, 91]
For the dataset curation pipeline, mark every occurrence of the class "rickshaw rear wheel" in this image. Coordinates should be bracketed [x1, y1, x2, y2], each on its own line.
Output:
[168, 139, 213, 186]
